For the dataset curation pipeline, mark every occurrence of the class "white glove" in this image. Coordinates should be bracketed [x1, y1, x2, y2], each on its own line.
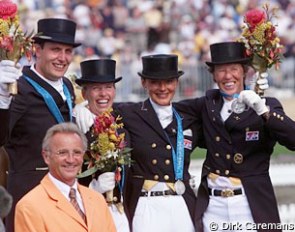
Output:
[89, 172, 116, 194]
[256, 72, 269, 90]
[0, 60, 21, 109]
[237, 90, 269, 115]
[73, 100, 95, 133]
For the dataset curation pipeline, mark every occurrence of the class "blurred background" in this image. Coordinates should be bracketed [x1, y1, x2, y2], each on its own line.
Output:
[14, 0, 295, 225]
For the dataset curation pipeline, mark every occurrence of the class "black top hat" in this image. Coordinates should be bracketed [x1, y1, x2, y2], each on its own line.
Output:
[138, 54, 184, 79]
[33, 18, 81, 47]
[75, 59, 122, 86]
[205, 42, 251, 67]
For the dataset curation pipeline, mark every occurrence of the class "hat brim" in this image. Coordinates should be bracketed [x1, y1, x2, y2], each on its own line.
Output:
[205, 58, 251, 67]
[137, 71, 184, 79]
[75, 77, 122, 86]
[33, 36, 81, 48]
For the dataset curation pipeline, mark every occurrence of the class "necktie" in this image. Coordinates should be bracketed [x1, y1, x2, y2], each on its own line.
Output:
[69, 188, 86, 223]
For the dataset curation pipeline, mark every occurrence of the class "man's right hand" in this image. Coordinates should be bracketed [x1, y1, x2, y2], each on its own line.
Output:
[0, 60, 21, 108]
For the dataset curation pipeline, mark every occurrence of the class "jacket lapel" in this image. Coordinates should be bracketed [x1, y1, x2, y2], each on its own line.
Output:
[134, 99, 169, 141]
[41, 175, 87, 229]
[78, 185, 95, 229]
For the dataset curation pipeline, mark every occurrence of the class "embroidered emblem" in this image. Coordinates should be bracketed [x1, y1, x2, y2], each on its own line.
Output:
[184, 139, 192, 150]
[245, 131, 259, 141]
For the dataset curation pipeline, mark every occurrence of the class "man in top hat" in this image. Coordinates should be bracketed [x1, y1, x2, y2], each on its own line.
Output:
[75, 59, 130, 232]
[176, 41, 295, 232]
[0, 17, 81, 231]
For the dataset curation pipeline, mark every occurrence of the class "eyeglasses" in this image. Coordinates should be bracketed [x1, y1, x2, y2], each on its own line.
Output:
[47, 149, 85, 158]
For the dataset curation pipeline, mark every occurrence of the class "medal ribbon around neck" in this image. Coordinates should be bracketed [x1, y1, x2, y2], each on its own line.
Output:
[171, 108, 185, 181]
[24, 76, 73, 123]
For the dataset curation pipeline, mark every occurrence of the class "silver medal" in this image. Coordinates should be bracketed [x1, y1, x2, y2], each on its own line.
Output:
[231, 99, 246, 114]
[174, 180, 186, 195]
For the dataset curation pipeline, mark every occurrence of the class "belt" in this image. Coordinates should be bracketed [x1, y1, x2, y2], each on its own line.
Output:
[208, 188, 242, 197]
[140, 189, 177, 197]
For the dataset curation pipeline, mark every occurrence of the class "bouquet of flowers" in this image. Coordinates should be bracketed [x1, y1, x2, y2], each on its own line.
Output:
[78, 108, 132, 200]
[0, 0, 35, 94]
[238, 3, 284, 96]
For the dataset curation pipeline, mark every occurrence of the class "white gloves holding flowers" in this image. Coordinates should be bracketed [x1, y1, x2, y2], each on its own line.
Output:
[246, 71, 269, 91]
[89, 172, 116, 194]
[0, 60, 21, 108]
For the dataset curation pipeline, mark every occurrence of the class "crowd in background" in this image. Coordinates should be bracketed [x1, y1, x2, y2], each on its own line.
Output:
[16, 0, 295, 101]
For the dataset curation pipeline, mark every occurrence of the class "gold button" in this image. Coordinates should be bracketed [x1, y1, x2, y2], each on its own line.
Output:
[166, 145, 171, 150]
[113, 196, 118, 202]
[234, 153, 243, 164]
[280, 116, 284, 121]
[152, 159, 157, 165]
[226, 154, 231, 160]
[213, 117, 216, 121]
[164, 175, 169, 180]
[277, 115, 280, 119]
[225, 170, 229, 175]
[215, 153, 220, 157]
[215, 136, 220, 142]
[216, 170, 220, 174]
[273, 112, 277, 117]
[151, 143, 157, 148]
[165, 159, 171, 165]
[154, 175, 159, 180]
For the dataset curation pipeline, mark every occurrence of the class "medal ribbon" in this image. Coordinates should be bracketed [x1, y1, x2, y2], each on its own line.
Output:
[24, 76, 73, 123]
[171, 108, 184, 181]
[220, 91, 239, 99]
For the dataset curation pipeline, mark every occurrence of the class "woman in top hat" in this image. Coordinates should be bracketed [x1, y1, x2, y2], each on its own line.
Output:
[1, 17, 81, 231]
[75, 59, 130, 232]
[176, 42, 295, 232]
[114, 54, 201, 232]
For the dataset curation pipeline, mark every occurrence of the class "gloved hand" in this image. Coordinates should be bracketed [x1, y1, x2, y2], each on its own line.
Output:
[256, 72, 269, 90]
[0, 60, 21, 109]
[237, 90, 269, 115]
[245, 72, 269, 91]
[0, 60, 21, 96]
[73, 100, 95, 133]
[89, 172, 116, 194]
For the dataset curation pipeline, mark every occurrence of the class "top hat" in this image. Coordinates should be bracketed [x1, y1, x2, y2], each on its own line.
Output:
[205, 42, 251, 67]
[138, 54, 184, 79]
[75, 59, 122, 86]
[33, 18, 81, 47]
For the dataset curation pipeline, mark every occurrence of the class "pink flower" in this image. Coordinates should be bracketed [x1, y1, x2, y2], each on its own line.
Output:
[0, 0, 17, 19]
[245, 9, 266, 30]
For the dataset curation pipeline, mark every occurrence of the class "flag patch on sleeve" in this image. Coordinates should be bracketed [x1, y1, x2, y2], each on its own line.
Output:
[245, 131, 259, 141]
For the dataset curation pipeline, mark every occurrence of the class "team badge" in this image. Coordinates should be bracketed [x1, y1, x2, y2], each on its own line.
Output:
[245, 131, 259, 141]
[184, 139, 192, 150]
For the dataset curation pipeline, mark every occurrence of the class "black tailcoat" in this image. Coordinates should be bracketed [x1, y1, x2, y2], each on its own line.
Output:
[116, 99, 200, 225]
[177, 89, 295, 232]
[4, 66, 75, 232]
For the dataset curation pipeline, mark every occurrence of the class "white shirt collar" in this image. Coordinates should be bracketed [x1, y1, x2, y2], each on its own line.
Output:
[30, 65, 66, 100]
[149, 98, 173, 128]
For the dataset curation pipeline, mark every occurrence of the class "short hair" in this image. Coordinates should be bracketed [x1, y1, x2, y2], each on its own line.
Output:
[42, 122, 88, 151]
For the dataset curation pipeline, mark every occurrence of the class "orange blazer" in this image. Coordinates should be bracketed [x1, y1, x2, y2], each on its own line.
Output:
[15, 174, 116, 232]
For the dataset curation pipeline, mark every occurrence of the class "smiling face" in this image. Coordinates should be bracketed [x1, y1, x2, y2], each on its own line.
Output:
[213, 63, 245, 99]
[43, 132, 84, 186]
[141, 78, 178, 106]
[35, 42, 74, 81]
[82, 82, 116, 115]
